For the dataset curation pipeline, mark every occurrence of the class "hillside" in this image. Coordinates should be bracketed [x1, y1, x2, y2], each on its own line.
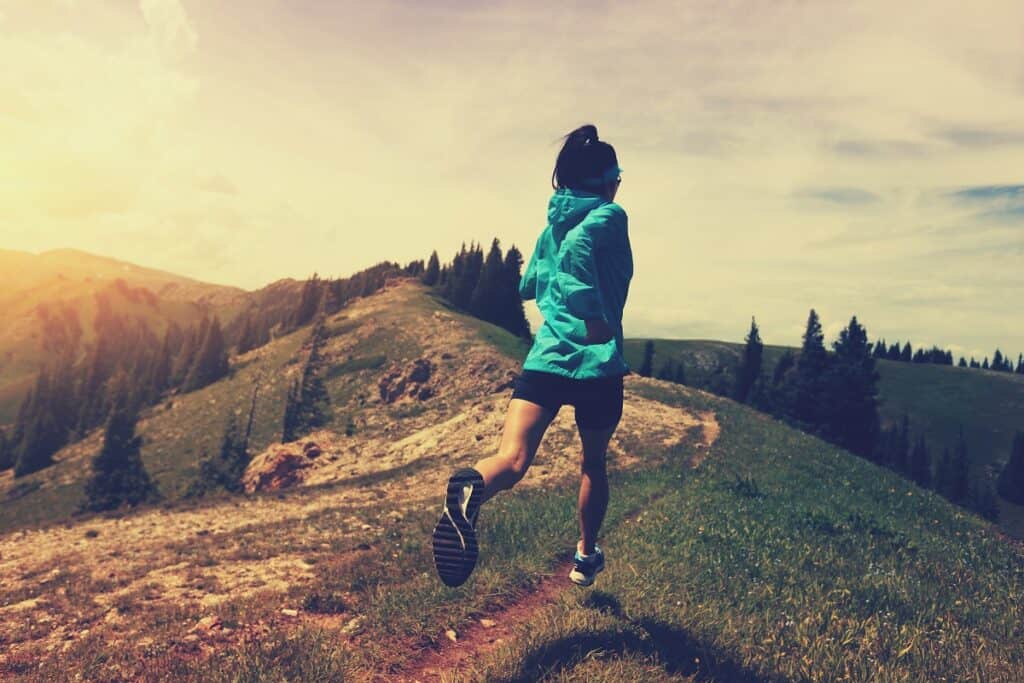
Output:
[0, 249, 248, 423]
[1, 280, 1022, 681]
[625, 338, 1024, 538]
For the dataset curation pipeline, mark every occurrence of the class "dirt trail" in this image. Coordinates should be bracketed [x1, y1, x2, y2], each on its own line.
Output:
[392, 414, 721, 683]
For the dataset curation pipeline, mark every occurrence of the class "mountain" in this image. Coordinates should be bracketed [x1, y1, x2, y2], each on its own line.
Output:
[0, 249, 249, 423]
[0, 278, 1020, 680]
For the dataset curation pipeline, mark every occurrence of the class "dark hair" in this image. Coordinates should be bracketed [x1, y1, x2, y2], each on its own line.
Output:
[551, 124, 619, 193]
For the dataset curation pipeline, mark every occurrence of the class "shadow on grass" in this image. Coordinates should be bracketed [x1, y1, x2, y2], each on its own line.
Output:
[495, 590, 780, 683]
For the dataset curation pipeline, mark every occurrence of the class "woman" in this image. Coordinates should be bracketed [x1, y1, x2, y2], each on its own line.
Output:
[432, 124, 632, 588]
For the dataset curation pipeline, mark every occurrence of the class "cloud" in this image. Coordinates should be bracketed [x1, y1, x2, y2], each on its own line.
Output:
[948, 185, 1024, 201]
[794, 187, 880, 206]
[831, 139, 934, 158]
[935, 127, 1024, 148]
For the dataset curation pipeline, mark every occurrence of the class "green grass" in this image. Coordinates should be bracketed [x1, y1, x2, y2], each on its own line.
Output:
[8, 380, 1023, 680]
[626, 338, 1024, 538]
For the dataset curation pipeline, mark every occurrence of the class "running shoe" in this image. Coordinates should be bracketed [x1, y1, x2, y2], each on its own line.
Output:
[568, 544, 605, 587]
[431, 468, 485, 587]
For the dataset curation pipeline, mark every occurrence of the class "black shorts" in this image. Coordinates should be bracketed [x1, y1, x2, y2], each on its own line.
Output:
[510, 369, 625, 430]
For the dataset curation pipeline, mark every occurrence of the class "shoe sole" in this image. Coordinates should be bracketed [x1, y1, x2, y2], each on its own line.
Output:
[432, 468, 485, 587]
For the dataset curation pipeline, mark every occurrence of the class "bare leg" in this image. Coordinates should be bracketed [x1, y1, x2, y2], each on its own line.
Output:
[472, 398, 557, 504]
[577, 423, 617, 555]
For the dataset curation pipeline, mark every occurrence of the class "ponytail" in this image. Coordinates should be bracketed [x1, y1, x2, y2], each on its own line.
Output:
[551, 124, 620, 192]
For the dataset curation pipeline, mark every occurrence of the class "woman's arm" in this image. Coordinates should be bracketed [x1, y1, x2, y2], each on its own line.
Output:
[559, 223, 611, 343]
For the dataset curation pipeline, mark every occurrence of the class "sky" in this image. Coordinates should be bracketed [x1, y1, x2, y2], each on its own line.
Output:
[1, 0, 1022, 362]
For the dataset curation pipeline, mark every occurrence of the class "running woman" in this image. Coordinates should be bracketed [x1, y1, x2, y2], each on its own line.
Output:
[432, 123, 632, 588]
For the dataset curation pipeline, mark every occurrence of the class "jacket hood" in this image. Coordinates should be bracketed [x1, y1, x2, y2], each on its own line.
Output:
[547, 188, 607, 242]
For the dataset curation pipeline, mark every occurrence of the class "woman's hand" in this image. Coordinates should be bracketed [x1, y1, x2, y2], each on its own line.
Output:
[583, 319, 614, 345]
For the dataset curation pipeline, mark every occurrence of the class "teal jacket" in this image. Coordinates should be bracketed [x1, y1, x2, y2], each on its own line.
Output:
[519, 188, 633, 379]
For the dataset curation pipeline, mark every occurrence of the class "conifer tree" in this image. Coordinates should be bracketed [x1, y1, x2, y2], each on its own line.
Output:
[970, 480, 1000, 522]
[290, 274, 324, 330]
[423, 250, 441, 286]
[958, 357, 967, 368]
[935, 446, 953, 498]
[982, 357, 990, 370]
[673, 361, 687, 386]
[997, 431, 1024, 504]
[909, 434, 931, 488]
[82, 406, 158, 511]
[892, 414, 911, 474]
[148, 327, 175, 400]
[950, 427, 970, 504]
[888, 341, 901, 360]
[791, 309, 830, 429]
[282, 378, 301, 443]
[900, 341, 913, 362]
[0, 428, 10, 471]
[236, 313, 258, 354]
[657, 359, 675, 381]
[993, 349, 1005, 371]
[294, 319, 331, 435]
[13, 370, 67, 478]
[969, 357, 979, 368]
[1016, 353, 1024, 374]
[502, 245, 532, 339]
[734, 317, 763, 403]
[639, 341, 655, 377]
[190, 415, 251, 496]
[822, 316, 880, 458]
[183, 317, 229, 392]
[470, 239, 505, 320]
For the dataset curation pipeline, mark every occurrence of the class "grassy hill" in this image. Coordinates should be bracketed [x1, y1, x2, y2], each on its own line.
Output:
[625, 338, 1024, 538]
[0, 279, 1021, 681]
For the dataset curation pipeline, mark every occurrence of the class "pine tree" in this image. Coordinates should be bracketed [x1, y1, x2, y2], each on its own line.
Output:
[982, 357, 990, 370]
[82, 407, 158, 511]
[1016, 353, 1023, 374]
[190, 415, 251, 496]
[970, 480, 1000, 522]
[290, 274, 324, 330]
[639, 341, 655, 377]
[888, 341, 901, 360]
[892, 414, 911, 474]
[822, 316, 880, 458]
[997, 431, 1024, 504]
[295, 320, 331, 435]
[909, 434, 931, 488]
[0, 428, 10, 471]
[958, 357, 967, 368]
[969, 357, 979, 369]
[282, 379, 301, 443]
[900, 341, 913, 362]
[502, 245, 532, 339]
[422, 250, 441, 286]
[791, 309, 830, 430]
[657, 359, 675, 381]
[236, 313, 258, 354]
[935, 447, 953, 498]
[950, 427, 970, 504]
[673, 361, 687, 386]
[470, 239, 505, 321]
[183, 317, 229, 392]
[733, 317, 763, 403]
[993, 349, 1005, 371]
[13, 370, 67, 478]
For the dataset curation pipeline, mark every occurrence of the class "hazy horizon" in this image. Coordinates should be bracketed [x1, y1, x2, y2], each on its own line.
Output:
[2, 0, 1022, 360]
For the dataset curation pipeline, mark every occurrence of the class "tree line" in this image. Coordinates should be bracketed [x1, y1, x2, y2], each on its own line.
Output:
[872, 338, 1024, 374]
[639, 311, 1011, 522]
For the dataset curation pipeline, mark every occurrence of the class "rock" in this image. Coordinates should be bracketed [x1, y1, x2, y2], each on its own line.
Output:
[242, 447, 312, 493]
[479, 618, 496, 628]
[183, 634, 201, 643]
[445, 628, 458, 643]
[416, 385, 434, 400]
[341, 615, 365, 635]
[191, 615, 223, 633]
[281, 608, 299, 617]
[303, 442, 323, 459]
[408, 359, 432, 383]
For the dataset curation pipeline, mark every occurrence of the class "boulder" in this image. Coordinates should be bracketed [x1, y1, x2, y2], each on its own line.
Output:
[242, 447, 312, 493]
